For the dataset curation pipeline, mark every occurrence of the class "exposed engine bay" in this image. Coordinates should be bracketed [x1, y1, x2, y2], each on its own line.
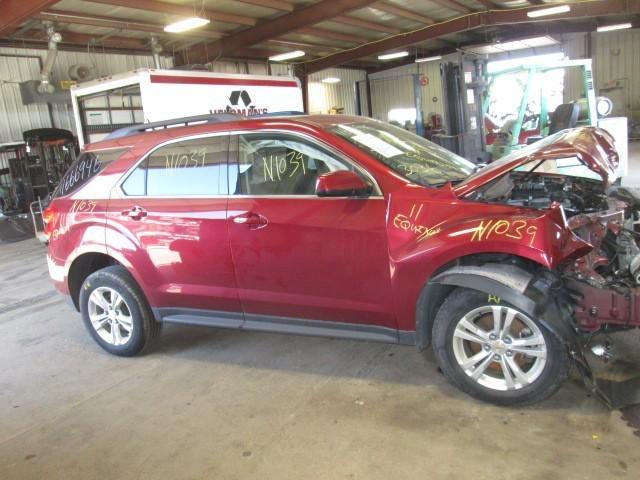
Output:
[454, 128, 640, 406]
[471, 171, 610, 216]
[467, 166, 640, 332]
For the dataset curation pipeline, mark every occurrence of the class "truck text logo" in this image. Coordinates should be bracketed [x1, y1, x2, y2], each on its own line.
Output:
[212, 90, 268, 116]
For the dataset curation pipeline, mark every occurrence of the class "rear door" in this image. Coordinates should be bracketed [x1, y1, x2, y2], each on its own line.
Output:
[106, 133, 242, 323]
[227, 131, 395, 333]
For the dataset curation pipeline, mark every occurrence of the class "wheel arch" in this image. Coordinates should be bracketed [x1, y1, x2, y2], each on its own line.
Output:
[415, 252, 571, 351]
[68, 252, 122, 310]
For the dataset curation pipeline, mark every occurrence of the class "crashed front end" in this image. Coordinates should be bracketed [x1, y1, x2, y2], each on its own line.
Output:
[457, 127, 640, 406]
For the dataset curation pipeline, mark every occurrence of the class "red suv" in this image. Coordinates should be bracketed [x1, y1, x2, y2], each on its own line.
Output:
[46, 113, 637, 405]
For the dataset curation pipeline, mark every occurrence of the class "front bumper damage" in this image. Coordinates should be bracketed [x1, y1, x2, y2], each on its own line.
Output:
[564, 280, 640, 409]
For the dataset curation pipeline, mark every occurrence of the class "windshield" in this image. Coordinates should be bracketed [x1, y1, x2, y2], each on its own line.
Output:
[328, 121, 475, 186]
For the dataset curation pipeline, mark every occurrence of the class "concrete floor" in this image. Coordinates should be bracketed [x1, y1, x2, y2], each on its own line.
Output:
[1, 143, 640, 479]
[1, 242, 640, 479]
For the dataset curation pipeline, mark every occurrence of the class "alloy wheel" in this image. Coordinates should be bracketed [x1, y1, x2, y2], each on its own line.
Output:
[451, 305, 547, 391]
[87, 286, 133, 346]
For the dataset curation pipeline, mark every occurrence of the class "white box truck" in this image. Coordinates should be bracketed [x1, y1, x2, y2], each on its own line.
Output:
[70, 69, 304, 148]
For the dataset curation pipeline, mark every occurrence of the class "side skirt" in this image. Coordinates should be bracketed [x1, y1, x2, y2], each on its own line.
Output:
[154, 307, 416, 346]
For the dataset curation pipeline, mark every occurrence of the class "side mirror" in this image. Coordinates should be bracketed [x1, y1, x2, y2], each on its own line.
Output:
[315, 171, 372, 197]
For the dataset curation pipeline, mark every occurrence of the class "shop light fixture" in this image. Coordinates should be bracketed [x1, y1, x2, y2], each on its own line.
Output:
[322, 77, 341, 83]
[527, 5, 570, 18]
[415, 55, 442, 63]
[269, 50, 305, 62]
[164, 17, 210, 33]
[597, 22, 633, 32]
[378, 51, 409, 60]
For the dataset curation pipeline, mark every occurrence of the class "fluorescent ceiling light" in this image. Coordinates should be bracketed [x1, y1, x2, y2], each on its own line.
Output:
[322, 77, 341, 83]
[527, 5, 570, 18]
[415, 55, 442, 63]
[378, 51, 409, 60]
[597, 22, 633, 32]
[269, 50, 305, 62]
[164, 17, 210, 33]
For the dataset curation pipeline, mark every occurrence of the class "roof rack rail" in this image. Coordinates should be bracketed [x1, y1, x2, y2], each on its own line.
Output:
[252, 111, 307, 118]
[104, 113, 240, 141]
[104, 111, 308, 141]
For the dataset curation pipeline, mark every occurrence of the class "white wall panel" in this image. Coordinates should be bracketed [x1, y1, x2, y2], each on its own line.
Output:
[592, 28, 640, 121]
[561, 29, 640, 122]
[2, 27, 638, 145]
[0, 54, 53, 142]
[0, 46, 173, 142]
[562, 33, 588, 103]
[368, 61, 444, 123]
[307, 68, 367, 115]
[0, 47, 305, 144]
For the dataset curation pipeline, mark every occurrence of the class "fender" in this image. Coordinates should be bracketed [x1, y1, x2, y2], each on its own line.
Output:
[417, 263, 578, 352]
[386, 190, 592, 332]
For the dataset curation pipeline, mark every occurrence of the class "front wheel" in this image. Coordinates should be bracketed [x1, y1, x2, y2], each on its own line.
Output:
[432, 288, 570, 406]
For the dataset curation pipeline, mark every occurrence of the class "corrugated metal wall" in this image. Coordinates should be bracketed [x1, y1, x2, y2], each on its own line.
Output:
[0, 46, 174, 143]
[307, 68, 367, 115]
[592, 28, 640, 121]
[1, 27, 638, 154]
[0, 53, 53, 142]
[367, 60, 444, 122]
[562, 33, 588, 103]
[560, 29, 640, 121]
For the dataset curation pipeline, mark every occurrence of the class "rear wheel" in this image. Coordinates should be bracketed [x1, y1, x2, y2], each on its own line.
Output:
[432, 288, 569, 405]
[79, 265, 160, 356]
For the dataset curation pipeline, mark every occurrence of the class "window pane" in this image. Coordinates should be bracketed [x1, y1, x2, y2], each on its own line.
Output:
[121, 161, 146, 196]
[146, 136, 229, 196]
[54, 148, 128, 198]
[231, 134, 348, 195]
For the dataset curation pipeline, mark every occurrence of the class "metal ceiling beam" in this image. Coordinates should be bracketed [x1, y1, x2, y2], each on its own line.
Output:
[302, 0, 640, 73]
[429, 0, 471, 14]
[0, 0, 58, 37]
[331, 15, 399, 34]
[297, 27, 369, 44]
[35, 9, 222, 39]
[235, 0, 403, 35]
[265, 38, 342, 53]
[183, 0, 378, 64]
[10, 19, 40, 39]
[236, 0, 294, 11]
[367, 19, 620, 74]
[36, 9, 345, 57]
[475, 0, 500, 8]
[0, 37, 154, 56]
[86, 0, 257, 26]
[20, 28, 150, 51]
[371, 2, 435, 24]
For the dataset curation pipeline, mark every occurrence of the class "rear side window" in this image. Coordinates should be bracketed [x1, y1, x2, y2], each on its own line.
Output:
[121, 136, 229, 196]
[54, 149, 127, 198]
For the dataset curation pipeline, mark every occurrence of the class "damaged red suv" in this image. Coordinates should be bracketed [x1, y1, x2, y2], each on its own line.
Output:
[46, 113, 632, 405]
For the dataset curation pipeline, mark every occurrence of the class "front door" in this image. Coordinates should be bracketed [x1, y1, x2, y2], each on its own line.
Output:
[106, 133, 241, 322]
[227, 132, 395, 332]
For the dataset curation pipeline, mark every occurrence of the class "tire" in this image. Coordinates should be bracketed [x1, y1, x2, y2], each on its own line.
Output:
[79, 265, 161, 356]
[432, 288, 570, 406]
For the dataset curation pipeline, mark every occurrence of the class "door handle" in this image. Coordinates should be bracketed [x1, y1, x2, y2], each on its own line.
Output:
[233, 212, 268, 229]
[121, 206, 147, 220]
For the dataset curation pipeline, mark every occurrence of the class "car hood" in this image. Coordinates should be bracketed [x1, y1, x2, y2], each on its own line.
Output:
[454, 127, 619, 197]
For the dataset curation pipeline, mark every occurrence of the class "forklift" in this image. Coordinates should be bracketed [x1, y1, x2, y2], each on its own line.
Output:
[482, 59, 608, 159]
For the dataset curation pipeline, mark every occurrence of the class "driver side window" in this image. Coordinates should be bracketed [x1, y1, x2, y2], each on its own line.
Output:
[230, 133, 352, 195]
